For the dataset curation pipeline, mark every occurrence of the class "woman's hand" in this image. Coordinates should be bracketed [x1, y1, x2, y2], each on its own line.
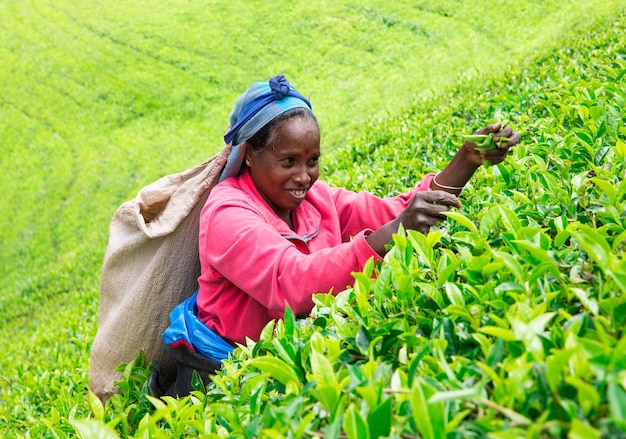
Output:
[431, 123, 521, 194]
[366, 191, 460, 256]
[397, 190, 461, 234]
[462, 123, 521, 168]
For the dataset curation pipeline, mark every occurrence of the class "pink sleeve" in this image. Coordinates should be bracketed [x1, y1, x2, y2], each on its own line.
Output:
[331, 173, 435, 240]
[202, 204, 379, 315]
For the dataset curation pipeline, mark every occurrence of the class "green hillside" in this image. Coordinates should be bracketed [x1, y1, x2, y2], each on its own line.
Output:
[1, 1, 625, 437]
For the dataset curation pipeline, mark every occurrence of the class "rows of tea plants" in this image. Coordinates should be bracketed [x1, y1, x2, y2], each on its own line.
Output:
[74, 18, 626, 439]
[5, 2, 626, 438]
[73, 14, 626, 439]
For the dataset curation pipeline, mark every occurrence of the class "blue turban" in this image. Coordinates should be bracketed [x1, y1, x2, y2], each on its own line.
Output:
[219, 74, 313, 182]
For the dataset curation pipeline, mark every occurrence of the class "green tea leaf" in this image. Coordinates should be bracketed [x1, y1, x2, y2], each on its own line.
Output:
[591, 177, 617, 205]
[71, 419, 120, 439]
[565, 376, 601, 415]
[316, 385, 341, 414]
[343, 404, 369, 439]
[608, 378, 626, 425]
[514, 240, 559, 273]
[492, 250, 525, 282]
[528, 312, 556, 334]
[567, 223, 611, 267]
[480, 206, 502, 238]
[478, 326, 517, 342]
[573, 130, 593, 146]
[191, 369, 206, 393]
[546, 348, 577, 393]
[407, 229, 434, 267]
[443, 211, 479, 234]
[499, 206, 522, 234]
[615, 139, 626, 158]
[428, 386, 481, 404]
[411, 379, 445, 439]
[569, 287, 599, 316]
[310, 348, 338, 389]
[283, 303, 296, 337]
[568, 418, 601, 439]
[367, 397, 392, 438]
[418, 282, 446, 309]
[444, 282, 465, 306]
[248, 357, 302, 392]
[87, 390, 105, 422]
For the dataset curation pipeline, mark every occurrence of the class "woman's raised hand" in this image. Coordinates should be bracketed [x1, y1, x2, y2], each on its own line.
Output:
[462, 123, 521, 168]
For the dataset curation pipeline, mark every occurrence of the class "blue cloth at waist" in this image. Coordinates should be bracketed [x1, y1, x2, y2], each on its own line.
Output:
[162, 290, 234, 362]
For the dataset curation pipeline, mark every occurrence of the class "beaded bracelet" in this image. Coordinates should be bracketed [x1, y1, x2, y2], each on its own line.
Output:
[433, 172, 465, 191]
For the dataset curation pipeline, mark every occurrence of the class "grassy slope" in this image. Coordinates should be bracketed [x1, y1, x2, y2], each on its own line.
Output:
[0, 0, 625, 435]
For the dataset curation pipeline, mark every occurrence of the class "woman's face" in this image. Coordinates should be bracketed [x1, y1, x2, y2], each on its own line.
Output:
[246, 116, 321, 224]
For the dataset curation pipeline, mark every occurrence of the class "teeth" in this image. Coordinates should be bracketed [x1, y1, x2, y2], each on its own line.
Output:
[293, 190, 305, 196]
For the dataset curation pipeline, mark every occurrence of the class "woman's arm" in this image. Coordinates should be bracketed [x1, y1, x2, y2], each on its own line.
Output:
[364, 190, 461, 256]
[366, 123, 521, 255]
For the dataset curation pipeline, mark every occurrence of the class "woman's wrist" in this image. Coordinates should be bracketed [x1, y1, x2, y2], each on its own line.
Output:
[458, 143, 483, 172]
[365, 220, 398, 257]
[432, 172, 465, 191]
[430, 146, 480, 193]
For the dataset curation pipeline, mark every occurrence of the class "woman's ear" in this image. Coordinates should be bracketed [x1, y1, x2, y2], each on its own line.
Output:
[244, 143, 252, 167]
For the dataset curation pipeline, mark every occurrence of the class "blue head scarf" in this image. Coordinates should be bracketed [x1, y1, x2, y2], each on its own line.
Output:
[219, 74, 313, 182]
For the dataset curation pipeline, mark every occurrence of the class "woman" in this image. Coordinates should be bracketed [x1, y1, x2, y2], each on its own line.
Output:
[153, 74, 520, 397]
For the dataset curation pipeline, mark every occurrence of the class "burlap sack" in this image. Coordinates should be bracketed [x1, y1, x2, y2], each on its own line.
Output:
[89, 145, 231, 402]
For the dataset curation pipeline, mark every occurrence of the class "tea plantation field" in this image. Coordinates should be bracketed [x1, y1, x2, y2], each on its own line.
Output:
[1, 1, 625, 438]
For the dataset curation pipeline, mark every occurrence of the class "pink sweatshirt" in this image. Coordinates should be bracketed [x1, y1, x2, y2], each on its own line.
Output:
[196, 169, 434, 345]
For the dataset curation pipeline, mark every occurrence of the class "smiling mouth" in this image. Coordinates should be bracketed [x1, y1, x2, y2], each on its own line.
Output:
[289, 189, 307, 198]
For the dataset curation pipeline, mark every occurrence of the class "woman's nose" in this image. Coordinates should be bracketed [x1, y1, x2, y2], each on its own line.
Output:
[293, 164, 311, 184]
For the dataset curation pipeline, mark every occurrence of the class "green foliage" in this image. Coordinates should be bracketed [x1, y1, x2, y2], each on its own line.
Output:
[62, 11, 626, 439]
[2, 1, 626, 438]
